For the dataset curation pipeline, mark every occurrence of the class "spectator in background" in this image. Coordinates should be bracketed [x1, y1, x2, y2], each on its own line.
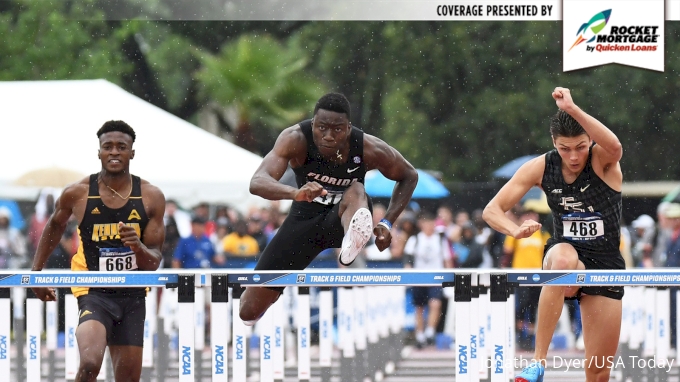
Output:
[172, 216, 215, 269]
[162, 200, 184, 268]
[403, 211, 453, 349]
[654, 201, 673, 267]
[46, 225, 76, 334]
[165, 199, 191, 238]
[503, 208, 550, 269]
[436, 205, 461, 244]
[0, 206, 27, 269]
[45, 224, 76, 270]
[247, 216, 268, 251]
[256, 207, 273, 236]
[267, 210, 288, 245]
[630, 214, 656, 267]
[663, 204, 680, 267]
[503, 206, 550, 350]
[663, 203, 680, 347]
[221, 219, 259, 258]
[390, 210, 418, 260]
[472, 208, 494, 268]
[453, 222, 484, 268]
[620, 217, 634, 269]
[453, 209, 470, 242]
[28, 188, 59, 256]
[264, 205, 282, 238]
[213, 205, 233, 229]
[193, 202, 216, 238]
[364, 203, 393, 261]
[208, 220, 229, 268]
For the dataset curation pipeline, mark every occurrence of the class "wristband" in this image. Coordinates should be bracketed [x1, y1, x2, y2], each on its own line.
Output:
[377, 218, 392, 231]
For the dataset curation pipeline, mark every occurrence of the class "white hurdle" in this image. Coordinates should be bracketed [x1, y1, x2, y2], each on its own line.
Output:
[489, 274, 508, 382]
[318, 286, 333, 382]
[0, 289, 9, 382]
[478, 274, 491, 381]
[26, 293, 43, 381]
[470, 274, 480, 382]
[3, 269, 680, 380]
[231, 287, 247, 381]
[271, 295, 285, 381]
[455, 273, 472, 382]
[142, 287, 157, 379]
[45, 297, 57, 381]
[210, 275, 229, 381]
[178, 274, 196, 381]
[297, 287, 311, 381]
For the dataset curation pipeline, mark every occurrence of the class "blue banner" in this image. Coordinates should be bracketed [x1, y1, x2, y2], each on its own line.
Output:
[507, 271, 680, 286]
[0, 273, 179, 288]
[227, 271, 455, 286]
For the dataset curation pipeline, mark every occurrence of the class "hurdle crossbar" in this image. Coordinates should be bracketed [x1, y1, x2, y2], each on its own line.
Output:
[5, 269, 680, 288]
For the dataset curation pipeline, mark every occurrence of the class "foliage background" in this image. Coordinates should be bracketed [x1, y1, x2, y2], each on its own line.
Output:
[2, 0, 678, 186]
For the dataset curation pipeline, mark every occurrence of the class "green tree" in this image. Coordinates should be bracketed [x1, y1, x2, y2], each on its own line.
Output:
[195, 33, 325, 153]
[0, 0, 130, 82]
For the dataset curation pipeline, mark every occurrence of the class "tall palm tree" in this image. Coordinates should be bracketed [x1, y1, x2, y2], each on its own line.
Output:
[196, 33, 325, 153]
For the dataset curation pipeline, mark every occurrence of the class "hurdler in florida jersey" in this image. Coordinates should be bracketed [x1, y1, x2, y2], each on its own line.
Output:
[239, 93, 418, 326]
[71, 174, 150, 297]
[290, 119, 367, 216]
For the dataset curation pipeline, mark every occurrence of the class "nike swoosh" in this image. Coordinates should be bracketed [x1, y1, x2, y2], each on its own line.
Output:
[347, 167, 360, 173]
[580, 184, 590, 192]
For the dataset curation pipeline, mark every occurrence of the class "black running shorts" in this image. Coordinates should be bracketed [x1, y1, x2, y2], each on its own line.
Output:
[544, 239, 625, 301]
[77, 293, 146, 347]
[255, 198, 372, 291]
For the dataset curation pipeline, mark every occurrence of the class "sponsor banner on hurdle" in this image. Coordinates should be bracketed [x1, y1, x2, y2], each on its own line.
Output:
[508, 270, 680, 286]
[0, 272, 179, 287]
[228, 271, 455, 286]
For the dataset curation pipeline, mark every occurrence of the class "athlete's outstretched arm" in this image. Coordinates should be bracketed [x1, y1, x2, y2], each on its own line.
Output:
[483, 156, 544, 239]
[250, 126, 327, 202]
[364, 135, 418, 227]
[553, 87, 622, 163]
[31, 183, 85, 300]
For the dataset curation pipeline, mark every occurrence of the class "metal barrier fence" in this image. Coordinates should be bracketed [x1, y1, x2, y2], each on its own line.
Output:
[0, 269, 678, 381]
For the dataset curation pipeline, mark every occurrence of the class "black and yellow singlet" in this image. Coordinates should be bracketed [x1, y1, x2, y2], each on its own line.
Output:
[71, 173, 148, 297]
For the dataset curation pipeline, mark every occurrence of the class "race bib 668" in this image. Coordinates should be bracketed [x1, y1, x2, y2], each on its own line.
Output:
[99, 247, 138, 272]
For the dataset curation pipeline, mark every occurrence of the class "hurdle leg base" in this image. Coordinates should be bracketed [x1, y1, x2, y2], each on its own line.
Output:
[320, 366, 332, 382]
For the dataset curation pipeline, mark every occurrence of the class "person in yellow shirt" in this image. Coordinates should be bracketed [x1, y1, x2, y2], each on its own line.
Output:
[221, 220, 260, 258]
[503, 205, 550, 350]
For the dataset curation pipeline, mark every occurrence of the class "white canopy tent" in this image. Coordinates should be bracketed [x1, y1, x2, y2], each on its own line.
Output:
[0, 79, 271, 212]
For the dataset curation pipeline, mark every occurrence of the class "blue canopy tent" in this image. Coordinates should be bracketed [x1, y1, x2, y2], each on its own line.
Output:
[0, 200, 25, 230]
[364, 169, 449, 199]
[492, 155, 540, 179]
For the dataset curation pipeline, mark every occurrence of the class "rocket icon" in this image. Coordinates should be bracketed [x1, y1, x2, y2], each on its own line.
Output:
[569, 9, 612, 51]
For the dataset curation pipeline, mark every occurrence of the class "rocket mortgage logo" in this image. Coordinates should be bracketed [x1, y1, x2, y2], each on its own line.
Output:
[563, 1, 664, 72]
[569, 9, 659, 53]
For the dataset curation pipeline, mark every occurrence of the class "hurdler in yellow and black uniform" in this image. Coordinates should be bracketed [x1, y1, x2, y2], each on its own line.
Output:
[71, 173, 148, 346]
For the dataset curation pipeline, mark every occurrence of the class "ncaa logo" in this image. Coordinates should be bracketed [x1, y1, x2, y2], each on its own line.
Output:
[21, 275, 30, 285]
[532, 274, 540, 282]
[296, 274, 306, 284]
[576, 274, 586, 283]
[253, 274, 260, 282]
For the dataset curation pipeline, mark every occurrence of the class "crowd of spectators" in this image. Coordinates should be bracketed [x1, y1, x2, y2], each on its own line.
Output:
[5, 187, 680, 352]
